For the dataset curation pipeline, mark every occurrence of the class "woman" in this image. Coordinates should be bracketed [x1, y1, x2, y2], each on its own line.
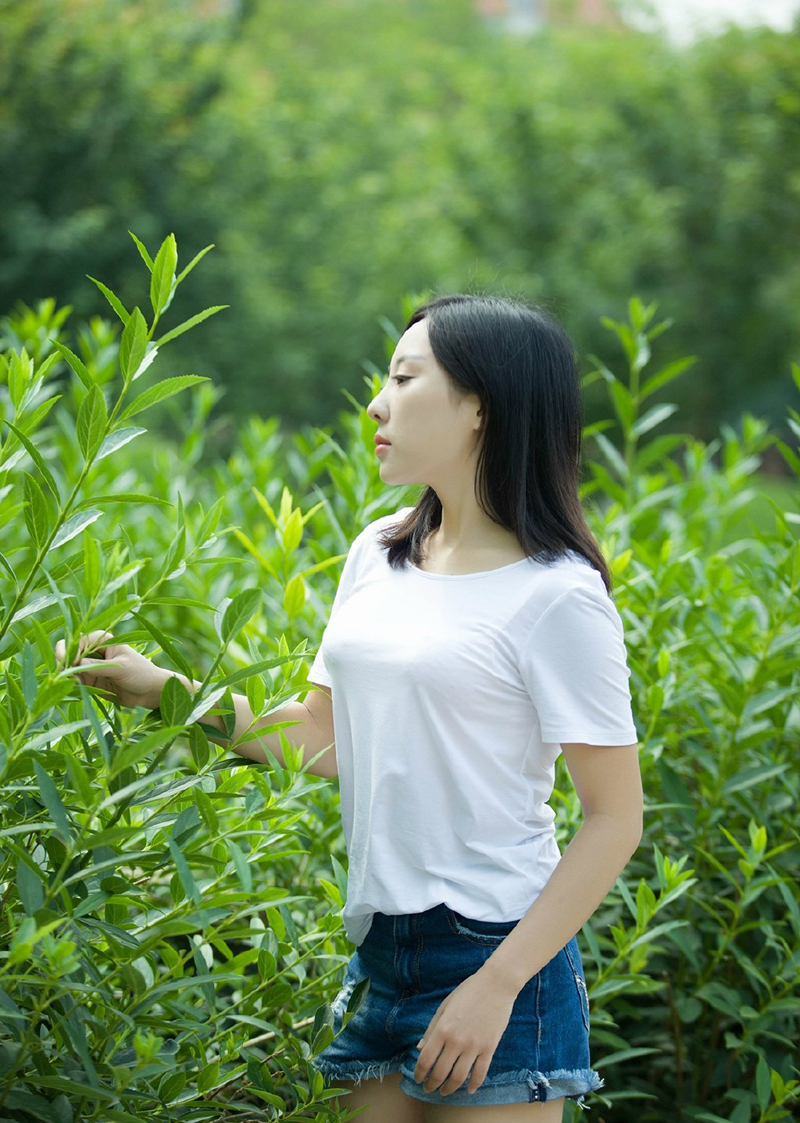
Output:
[305, 295, 642, 1121]
[57, 293, 643, 1122]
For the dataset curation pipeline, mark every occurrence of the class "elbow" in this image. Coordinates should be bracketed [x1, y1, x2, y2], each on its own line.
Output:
[586, 810, 643, 854]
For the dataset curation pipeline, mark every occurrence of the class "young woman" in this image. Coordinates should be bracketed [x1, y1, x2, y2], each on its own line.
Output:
[305, 295, 643, 1122]
[57, 293, 642, 1123]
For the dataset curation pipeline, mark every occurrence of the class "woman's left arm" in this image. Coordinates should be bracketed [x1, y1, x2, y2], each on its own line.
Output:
[480, 740, 643, 996]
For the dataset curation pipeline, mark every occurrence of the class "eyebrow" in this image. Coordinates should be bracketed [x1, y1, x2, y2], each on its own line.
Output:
[388, 355, 426, 372]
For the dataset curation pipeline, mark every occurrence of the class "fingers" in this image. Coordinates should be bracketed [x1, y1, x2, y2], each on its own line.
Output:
[55, 631, 116, 672]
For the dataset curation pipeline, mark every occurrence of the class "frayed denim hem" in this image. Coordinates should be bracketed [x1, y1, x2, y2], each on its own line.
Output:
[400, 1065, 604, 1107]
[311, 1054, 405, 1087]
[312, 1057, 604, 1108]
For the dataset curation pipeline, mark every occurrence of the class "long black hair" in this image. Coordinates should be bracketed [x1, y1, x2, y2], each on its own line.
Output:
[376, 293, 614, 595]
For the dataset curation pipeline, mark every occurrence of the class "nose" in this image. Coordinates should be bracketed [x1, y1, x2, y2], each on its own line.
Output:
[367, 393, 386, 423]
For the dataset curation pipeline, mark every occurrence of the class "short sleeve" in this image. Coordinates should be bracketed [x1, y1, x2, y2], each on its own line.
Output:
[519, 584, 638, 745]
[307, 529, 368, 688]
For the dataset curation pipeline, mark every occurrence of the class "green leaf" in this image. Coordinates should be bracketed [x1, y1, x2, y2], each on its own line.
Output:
[132, 613, 196, 684]
[51, 508, 103, 550]
[95, 426, 147, 463]
[167, 837, 201, 905]
[108, 726, 187, 778]
[282, 574, 306, 616]
[0, 548, 18, 589]
[226, 838, 252, 892]
[49, 339, 93, 391]
[119, 307, 148, 384]
[159, 674, 194, 727]
[1, 419, 60, 503]
[23, 471, 52, 549]
[86, 276, 130, 326]
[128, 230, 154, 271]
[17, 857, 45, 915]
[221, 588, 262, 645]
[33, 761, 72, 844]
[150, 234, 178, 318]
[118, 375, 210, 422]
[630, 402, 679, 439]
[175, 242, 214, 285]
[196, 1061, 220, 1094]
[75, 492, 173, 508]
[155, 306, 229, 347]
[76, 384, 108, 461]
[20, 638, 37, 709]
[245, 673, 266, 716]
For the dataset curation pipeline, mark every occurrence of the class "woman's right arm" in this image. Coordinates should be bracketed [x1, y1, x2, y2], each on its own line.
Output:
[160, 667, 337, 778]
[55, 631, 337, 779]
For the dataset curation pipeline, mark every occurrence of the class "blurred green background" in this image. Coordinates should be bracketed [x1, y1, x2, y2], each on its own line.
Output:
[2, 0, 799, 458]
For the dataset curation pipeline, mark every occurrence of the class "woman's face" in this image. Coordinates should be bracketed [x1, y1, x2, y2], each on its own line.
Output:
[367, 318, 483, 489]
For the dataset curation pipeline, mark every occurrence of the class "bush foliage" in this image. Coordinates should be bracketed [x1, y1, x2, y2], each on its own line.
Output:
[0, 234, 798, 1121]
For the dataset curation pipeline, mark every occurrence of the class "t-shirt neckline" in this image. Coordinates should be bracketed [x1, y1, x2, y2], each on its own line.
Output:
[409, 557, 533, 581]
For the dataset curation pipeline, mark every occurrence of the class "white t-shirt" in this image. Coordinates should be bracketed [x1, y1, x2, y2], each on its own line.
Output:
[308, 505, 638, 947]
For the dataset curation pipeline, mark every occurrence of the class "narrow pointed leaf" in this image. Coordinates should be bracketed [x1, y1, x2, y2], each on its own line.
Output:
[128, 230, 154, 271]
[118, 375, 209, 421]
[49, 340, 92, 390]
[175, 242, 214, 285]
[119, 307, 148, 383]
[86, 276, 130, 326]
[51, 508, 103, 550]
[23, 471, 52, 549]
[95, 427, 147, 462]
[76, 385, 108, 460]
[1, 418, 60, 502]
[151, 235, 178, 318]
[155, 306, 228, 347]
[33, 761, 72, 844]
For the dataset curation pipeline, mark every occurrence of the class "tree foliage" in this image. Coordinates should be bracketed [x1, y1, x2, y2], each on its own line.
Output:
[1, 0, 799, 438]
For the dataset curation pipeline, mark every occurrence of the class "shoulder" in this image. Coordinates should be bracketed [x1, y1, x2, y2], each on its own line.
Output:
[514, 553, 621, 641]
[531, 550, 609, 604]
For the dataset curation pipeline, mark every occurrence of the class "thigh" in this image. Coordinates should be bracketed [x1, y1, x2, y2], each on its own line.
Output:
[423, 1099, 564, 1123]
[332, 1071, 426, 1123]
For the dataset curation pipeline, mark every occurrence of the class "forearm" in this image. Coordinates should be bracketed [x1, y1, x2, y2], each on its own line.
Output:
[154, 668, 321, 770]
[480, 813, 642, 996]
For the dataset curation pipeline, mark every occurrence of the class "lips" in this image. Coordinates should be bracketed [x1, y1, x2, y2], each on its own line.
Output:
[374, 436, 391, 446]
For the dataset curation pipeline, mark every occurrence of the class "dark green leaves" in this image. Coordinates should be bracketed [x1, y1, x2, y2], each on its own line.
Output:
[23, 472, 52, 550]
[76, 385, 108, 461]
[221, 589, 261, 645]
[33, 761, 72, 845]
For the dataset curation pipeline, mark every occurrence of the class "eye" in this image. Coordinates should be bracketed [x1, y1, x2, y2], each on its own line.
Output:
[392, 376, 411, 385]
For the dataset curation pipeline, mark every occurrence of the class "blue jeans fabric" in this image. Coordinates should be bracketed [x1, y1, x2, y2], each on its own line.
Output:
[311, 902, 604, 1107]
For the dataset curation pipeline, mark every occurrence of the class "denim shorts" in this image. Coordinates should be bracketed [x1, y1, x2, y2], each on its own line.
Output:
[311, 902, 604, 1108]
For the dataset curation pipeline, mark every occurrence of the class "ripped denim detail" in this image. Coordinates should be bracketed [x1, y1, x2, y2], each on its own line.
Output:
[312, 1056, 604, 1107]
[311, 1055, 406, 1086]
[398, 1064, 605, 1107]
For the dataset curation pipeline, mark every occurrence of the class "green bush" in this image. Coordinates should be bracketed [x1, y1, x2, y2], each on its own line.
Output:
[0, 235, 798, 1121]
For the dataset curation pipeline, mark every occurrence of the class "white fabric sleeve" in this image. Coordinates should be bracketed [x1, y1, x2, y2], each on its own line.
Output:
[307, 529, 367, 688]
[519, 584, 638, 745]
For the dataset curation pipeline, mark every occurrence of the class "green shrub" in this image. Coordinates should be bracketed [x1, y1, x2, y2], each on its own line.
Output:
[0, 237, 798, 1121]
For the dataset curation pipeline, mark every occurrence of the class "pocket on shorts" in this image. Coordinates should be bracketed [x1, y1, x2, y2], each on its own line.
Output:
[563, 938, 591, 1032]
[444, 905, 520, 946]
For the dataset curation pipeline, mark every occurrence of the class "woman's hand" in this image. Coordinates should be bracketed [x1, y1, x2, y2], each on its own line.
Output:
[413, 966, 516, 1097]
[55, 630, 169, 711]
